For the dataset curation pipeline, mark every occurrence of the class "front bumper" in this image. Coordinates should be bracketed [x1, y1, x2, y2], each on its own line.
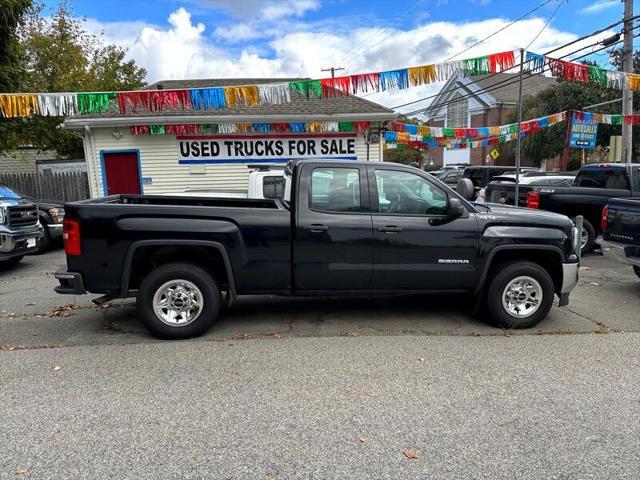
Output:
[0, 226, 44, 259]
[558, 261, 579, 307]
[54, 267, 86, 295]
[600, 240, 640, 267]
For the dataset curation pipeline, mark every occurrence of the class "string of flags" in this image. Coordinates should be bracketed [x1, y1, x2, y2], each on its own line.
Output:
[2, 48, 640, 120]
[128, 121, 371, 136]
[385, 110, 637, 150]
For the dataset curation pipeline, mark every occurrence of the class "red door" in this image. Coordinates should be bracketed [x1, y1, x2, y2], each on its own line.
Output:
[103, 151, 141, 195]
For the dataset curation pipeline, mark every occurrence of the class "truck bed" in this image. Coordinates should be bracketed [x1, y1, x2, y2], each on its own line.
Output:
[604, 197, 640, 246]
[78, 194, 281, 209]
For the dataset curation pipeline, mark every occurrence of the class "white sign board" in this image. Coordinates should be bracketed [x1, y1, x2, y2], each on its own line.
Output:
[177, 134, 358, 165]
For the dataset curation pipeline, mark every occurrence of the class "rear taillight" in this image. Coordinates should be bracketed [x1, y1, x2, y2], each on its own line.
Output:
[63, 218, 81, 256]
[601, 205, 609, 233]
[525, 192, 540, 209]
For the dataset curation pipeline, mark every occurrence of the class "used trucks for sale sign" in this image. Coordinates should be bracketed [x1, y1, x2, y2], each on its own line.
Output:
[177, 134, 358, 164]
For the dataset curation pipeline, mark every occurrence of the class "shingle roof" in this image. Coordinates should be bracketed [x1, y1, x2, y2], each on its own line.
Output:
[471, 73, 557, 103]
[72, 77, 394, 119]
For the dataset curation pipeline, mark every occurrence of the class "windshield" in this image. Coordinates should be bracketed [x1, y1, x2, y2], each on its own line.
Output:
[0, 185, 21, 199]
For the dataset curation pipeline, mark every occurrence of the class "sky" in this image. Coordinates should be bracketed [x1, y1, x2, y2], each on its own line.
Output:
[42, 0, 633, 115]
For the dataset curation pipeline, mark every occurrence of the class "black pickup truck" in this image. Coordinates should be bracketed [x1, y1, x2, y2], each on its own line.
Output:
[55, 160, 580, 339]
[601, 197, 640, 279]
[485, 163, 640, 253]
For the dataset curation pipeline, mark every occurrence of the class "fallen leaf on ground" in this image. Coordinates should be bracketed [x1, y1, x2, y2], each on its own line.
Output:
[16, 467, 29, 475]
[375, 379, 385, 386]
[270, 333, 281, 339]
[232, 333, 252, 340]
[52, 365, 62, 372]
[597, 358, 605, 363]
[213, 336, 225, 342]
[403, 449, 419, 459]
[266, 475, 277, 480]
[417, 357, 425, 362]
[47, 304, 79, 317]
[579, 266, 591, 271]
[24, 303, 35, 306]
[53, 442, 61, 448]
[589, 282, 600, 286]
[344, 331, 359, 337]
[359, 436, 367, 444]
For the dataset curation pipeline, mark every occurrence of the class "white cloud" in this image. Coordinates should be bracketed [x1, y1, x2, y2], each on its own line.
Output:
[86, 8, 615, 115]
[579, 0, 619, 15]
[213, 23, 261, 42]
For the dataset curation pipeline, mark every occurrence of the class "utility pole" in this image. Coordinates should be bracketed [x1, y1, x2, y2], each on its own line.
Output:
[622, 0, 634, 163]
[321, 66, 345, 78]
[515, 48, 524, 203]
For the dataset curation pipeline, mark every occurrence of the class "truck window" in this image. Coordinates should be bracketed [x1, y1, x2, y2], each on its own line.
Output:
[375, 169, 448, 215]
[262, 175, 285, 199]
[310, 167, 362, 212]
[465, 169, 485, 187]
[575, 168, 629, 189]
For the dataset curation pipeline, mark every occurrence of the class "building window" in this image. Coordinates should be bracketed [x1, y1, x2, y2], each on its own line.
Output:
[446, 93, 468, 128]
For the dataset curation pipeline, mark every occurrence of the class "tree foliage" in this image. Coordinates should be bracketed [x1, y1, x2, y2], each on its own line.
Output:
[0, 0, 147, 157]
[0, 0, 32, 92]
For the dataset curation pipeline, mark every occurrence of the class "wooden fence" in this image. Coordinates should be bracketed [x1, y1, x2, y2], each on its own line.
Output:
[0, 171, 90, 202]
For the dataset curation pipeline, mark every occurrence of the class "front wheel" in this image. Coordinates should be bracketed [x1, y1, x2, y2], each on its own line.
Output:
[634, 266, 640, 280]
[485, 261, 555, 329]
[137, 262, 220, 339]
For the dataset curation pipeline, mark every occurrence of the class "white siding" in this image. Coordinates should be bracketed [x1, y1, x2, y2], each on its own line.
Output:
[87, 127, 381, 197]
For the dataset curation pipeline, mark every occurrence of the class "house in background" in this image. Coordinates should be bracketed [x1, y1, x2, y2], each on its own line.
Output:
[425, 73, 557, 167]
[0, 147, 85, 174]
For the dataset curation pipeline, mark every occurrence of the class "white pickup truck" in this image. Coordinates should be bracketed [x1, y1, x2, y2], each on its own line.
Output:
[170, 165, 286, 199]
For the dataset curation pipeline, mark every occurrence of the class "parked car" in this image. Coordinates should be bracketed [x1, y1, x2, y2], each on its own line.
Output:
[55, 160, 580, 339]
[462, 166, 540, 193]
[168, 164, 286, 200]
[0, 186, 43, 266]
[600, 197, 640, 279]
[0, 184, 64, 253]
[436, 169, 464, 189]
[483, 163, 640, 253]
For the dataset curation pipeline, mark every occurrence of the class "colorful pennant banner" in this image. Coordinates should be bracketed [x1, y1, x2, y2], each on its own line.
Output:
[385, 110, 631, 150]
[128, 121, 371, 136]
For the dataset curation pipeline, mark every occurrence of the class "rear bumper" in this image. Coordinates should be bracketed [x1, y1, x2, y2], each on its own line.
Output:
[558, 261, 579, 307]
[601, 240, 640, 267]
[54, 267, 86, 295]
[0, 226, 44, 259]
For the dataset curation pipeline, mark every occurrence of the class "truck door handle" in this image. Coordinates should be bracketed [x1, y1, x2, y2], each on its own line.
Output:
[304, 224, 329, 232]
[377, 225, 403, 233]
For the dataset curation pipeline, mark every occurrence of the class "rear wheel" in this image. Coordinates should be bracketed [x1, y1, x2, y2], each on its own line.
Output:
[634, 266, 640, 280]
[485, 261, 554, 329]
[572, 217, 595, 254]
[137, 262, 220, 339]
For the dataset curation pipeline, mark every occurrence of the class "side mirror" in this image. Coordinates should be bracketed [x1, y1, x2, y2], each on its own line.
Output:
[455, 177, 474, 200]
[448, 197, 467, 218]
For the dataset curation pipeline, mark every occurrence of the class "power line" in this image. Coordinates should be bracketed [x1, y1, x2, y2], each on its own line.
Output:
[443, 0, 558, 62]
[390, 15, 640, 113]
[525, 0, 566, 51]
[401, 29, 640, 119]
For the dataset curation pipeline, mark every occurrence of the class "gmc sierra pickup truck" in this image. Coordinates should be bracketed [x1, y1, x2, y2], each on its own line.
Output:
[55, 160, 580, 339]
[601, 197, 640, 280]
[485, 163, 640, 253]
[1, 186, 43, 267]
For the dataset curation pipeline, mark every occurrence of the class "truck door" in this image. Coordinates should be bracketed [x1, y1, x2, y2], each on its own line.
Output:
[294, 164, 373, 291]
[368, 165, 480, 290]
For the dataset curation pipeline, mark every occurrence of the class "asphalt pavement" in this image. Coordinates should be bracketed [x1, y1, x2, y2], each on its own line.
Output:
[1, 247, 639, 479]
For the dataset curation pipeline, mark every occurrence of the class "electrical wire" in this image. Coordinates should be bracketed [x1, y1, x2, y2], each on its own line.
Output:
[401, 29, 640, 119]
[389, 15, 640, 113]
[525, 0, 566, 51]
[443, 0, 558, 62]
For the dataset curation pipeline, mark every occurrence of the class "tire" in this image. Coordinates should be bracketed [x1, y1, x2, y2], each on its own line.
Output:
[0, 255, 24, 268]
[572, 217, 595, 254]
[485, 261, 555, 329]
[137, 262, 220, 339]
[634, 266, 640, 280]
[35, 221, 51, 254]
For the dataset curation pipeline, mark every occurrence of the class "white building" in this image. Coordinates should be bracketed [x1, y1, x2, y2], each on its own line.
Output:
[63, 78, 396, 197]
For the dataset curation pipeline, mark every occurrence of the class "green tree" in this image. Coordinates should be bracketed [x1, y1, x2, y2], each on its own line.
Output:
[0, 1, 147, 157]
[0, 0, 32, 92]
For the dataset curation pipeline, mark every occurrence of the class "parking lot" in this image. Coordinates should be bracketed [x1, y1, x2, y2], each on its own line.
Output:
[1, 247, 640, 479]
[1, 247, 639, 347]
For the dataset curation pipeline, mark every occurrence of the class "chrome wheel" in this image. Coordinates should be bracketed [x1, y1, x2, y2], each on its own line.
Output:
[152, 279, 203, 327]
[501, 276, 543, 319]
[580, 226, 589, 249]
